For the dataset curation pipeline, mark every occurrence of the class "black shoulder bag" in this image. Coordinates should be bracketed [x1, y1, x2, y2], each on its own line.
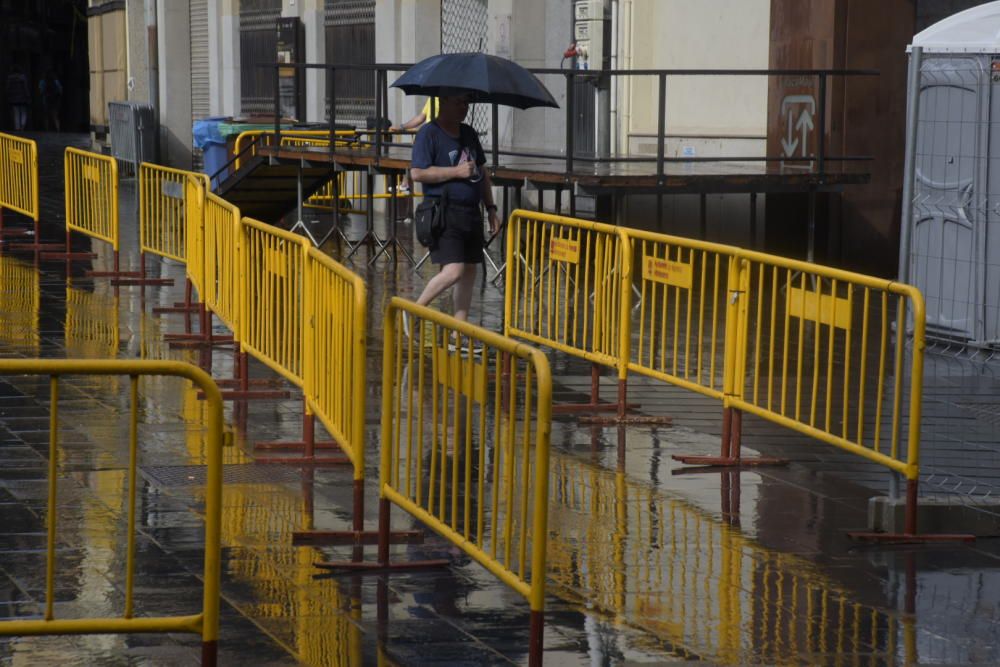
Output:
[415, 187, 447, 248]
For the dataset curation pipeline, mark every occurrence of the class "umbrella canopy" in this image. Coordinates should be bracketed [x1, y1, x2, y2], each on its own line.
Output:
[391, 53, 558, 110]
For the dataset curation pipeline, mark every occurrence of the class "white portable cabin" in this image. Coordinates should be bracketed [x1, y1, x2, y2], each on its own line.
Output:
[901, 2, 1000, 346]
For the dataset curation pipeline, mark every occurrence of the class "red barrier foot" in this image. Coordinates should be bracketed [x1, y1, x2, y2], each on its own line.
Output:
[292, 530, 423, 546]
[580, 414, 672, 425]
[313, 559, 450, 573]
[847, 531, 975, 544]
[671, 454, 788, 467]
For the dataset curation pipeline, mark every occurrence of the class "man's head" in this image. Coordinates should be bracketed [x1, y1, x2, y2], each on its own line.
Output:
[438, 93, 473, 123]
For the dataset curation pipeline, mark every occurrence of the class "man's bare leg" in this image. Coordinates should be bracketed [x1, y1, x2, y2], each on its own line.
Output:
[452, 263, 478, 322]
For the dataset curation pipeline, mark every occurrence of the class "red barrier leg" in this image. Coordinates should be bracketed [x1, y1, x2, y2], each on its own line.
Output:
[528, 610, 544, 667]
[312, 496, 446, 571]
[112, 252, 174, 286]
[153, 278, 199, 314]
[37, 228, 91, 260]
[88, 250, 142, 279]
[254, 409, 347, 463]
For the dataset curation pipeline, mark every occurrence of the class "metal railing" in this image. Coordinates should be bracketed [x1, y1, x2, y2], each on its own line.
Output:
[65, 147, 119, 251]
[547, 457, 918, 664]
[109, 101, 158, 177]
[139, 163, 207, 264]
[504, 208, 940, 539]
[0, 132, 38, 221]
[0, 359, 223, 666]
[369, 298, 552, 666]
[203, 192, 243, 338]
[731, 250, 927, 505]
[253, 62, 876, 180]
[503, 210, 629, 413]
[240, 217, 309, 386]
[624, 229, 742, 402]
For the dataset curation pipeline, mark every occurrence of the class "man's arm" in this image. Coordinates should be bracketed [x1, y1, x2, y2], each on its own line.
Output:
[390, 112, 427, 132]
[411, 161, 475, 184]
[481, 170, 499, 234]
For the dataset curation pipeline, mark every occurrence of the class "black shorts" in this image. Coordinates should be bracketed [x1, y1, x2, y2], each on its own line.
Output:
[430, 203, 484, 265]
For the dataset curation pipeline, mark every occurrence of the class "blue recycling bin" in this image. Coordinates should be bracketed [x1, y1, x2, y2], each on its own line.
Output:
[192, 117, 229, 191]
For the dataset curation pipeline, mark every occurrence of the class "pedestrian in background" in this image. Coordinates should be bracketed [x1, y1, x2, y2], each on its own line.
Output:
[5, 66, 30, 131]
[39, 70, 62, 132]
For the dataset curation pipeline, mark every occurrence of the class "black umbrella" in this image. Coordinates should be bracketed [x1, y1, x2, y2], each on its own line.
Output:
[391, 53, 559, 110]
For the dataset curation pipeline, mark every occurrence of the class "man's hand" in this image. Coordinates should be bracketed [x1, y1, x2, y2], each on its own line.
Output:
[453, 161, 476, 179]
[487, 209, 500, 235]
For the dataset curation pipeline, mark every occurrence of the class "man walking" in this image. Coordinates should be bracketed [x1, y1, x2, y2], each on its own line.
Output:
[410, 92, 499, 322]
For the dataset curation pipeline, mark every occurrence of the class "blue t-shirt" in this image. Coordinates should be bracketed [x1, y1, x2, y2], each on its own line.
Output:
[410, 121, 486, 206]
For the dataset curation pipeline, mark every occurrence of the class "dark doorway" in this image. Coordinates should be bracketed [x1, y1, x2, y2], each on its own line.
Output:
[1, 0, 89, 133]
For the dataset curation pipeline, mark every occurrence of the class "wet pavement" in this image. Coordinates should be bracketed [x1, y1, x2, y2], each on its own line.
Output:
[0, 133, 997, 664]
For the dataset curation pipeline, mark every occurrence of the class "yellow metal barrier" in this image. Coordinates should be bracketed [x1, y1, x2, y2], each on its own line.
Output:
[303, 247, 367, 520]
[203, 192, 243, 338]
[504, 209, 630, 414]
[66, 283, 120, 359]
[359, 298, 552, 666]
[64, 147, 118, 251]
[0, 132, 38, 221]
[0, 254, 39, 353]
[729, 249, 928, 532]
[547, 455, 916, 664]
[622, 228, 744, 402]
[139, 162, 208, 263]
[239, 216, 308, 387]
[0, 359, 222, 665]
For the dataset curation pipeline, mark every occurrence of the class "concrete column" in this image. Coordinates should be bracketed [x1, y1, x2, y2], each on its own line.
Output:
[488, 0, 514, 150]
[126, 0, 150, 102]
[208, 0, 240, 117]
[302, 0, 326, 122]
[157, 0, 193, 167]
[378, 0, 441, 126]
[217, 0, 240, 117]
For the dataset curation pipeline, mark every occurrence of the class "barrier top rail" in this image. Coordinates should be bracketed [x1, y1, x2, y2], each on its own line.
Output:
[0, 132, 38, 221]
[257, 61, 877, 176]
[0, 359, 222, 665]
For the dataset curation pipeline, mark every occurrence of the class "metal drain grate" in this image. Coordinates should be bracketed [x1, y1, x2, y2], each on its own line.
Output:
[952, 401, 1000, 427]
[141, 464, 304, 487]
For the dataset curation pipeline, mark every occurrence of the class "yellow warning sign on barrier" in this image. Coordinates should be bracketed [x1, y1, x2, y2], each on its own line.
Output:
[642, 255, 693, 289]
[433, 345, 486, 403]
[549, 237, 579, 264]
[786, 286, 852, 331]
[83, 164, 101, 183]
